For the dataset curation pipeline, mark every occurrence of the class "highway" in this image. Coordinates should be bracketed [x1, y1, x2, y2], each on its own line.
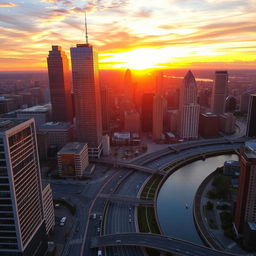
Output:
[104, 171, 149, 256]
[92, 233, 241, 256]
[81, 136, 249, 256]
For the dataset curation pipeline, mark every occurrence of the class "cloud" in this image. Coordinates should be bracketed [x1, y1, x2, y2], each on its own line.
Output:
[0, 2, 18, 7]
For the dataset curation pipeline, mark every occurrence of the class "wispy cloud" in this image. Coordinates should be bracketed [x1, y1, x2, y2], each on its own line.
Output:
[0, 0, 255, 70]
[0, 2, 18, 7]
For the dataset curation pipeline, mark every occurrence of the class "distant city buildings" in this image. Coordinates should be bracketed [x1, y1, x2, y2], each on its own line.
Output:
[37, 121, 74, 160]
[124, 110, 141, 133]
[246, 94, 256, 137]
[47, 46, 73, 123]
[211, 71, 228, 115]
[0, 119, 48, 255]
[240, 92, 250, 113]
[219, 112, 236, 134]
[58, 142, 89, 177]
[152, 94, 165, 141]
[100, 85, 110, 133]
[178, 70, 200, 139]
[70, 44, 102, 158]
[199, 113, 219, 138]
[141, 93, 154, 132]
[16, 104, 51, 128]
[124, 69, 134, 101]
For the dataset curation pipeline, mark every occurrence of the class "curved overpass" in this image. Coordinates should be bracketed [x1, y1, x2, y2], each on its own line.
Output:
[91, 233, 239, 256]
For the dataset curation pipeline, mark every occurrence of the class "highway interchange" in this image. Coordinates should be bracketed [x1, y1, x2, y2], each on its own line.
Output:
[49, 130, 249, 256]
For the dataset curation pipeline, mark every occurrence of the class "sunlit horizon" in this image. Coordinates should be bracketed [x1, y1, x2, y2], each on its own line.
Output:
[0, 0, 255, 71]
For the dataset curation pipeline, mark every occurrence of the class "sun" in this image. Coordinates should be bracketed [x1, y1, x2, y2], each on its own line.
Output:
[100, 48, 172, 70]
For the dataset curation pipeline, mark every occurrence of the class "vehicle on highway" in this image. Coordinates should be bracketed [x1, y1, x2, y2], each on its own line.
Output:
[98, 249, 102, 256]
[115, 240, 121, 243]
[93, 213, 97, 219]
[59, 217, 67, 226]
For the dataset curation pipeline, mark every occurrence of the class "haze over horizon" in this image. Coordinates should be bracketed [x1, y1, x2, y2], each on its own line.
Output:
[0, 0, 255, 71]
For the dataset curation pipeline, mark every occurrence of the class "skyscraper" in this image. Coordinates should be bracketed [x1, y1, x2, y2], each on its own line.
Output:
[211, 71, 228, 115]
[123, 69, 133, 101]
[100, 85, 110, 133]
[70, 44, 102, 158]
[246, 94, 256, 137]
[47, 46, 73, 123]
[153, 94, 165, 141]
[141, 93, 154, 132]
[178, 70, 200, 139]
[0, 118, 48, 256]
[234, 141, 256, 232]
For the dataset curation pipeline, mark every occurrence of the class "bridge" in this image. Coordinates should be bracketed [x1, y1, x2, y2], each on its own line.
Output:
[91, 233, 239, 256]
[131, 137, 249, 166]
[98, 194, 154, 206]
[92, 159, 165, 176]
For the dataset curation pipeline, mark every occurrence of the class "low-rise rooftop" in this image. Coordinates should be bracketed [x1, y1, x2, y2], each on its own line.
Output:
[58, 142, 87, 155]
[17, 104, 51, 113]
[39, 122, 72, 131]
[244, 141, 256, 159]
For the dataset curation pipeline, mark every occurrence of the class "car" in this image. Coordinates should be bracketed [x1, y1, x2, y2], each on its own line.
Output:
[59, 217, 67, 226]
[116, 240, 121, 243]
[129, 219, 131, 223]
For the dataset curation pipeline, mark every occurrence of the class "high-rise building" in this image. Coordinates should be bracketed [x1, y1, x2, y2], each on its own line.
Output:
[153, 94, 165, 141]
[70, 44, 102, 158]
[0, 118, 48, 256]
[178, 70, 200, 139]
[123, 69, 133, 101]
[240, 92, 250, 113]
[246, 94, 256, 137]
[47, 46, 73, 123]
[211, 71, 228, 115]
[100, 85, 110, 133]
[141, 93, 154, 132]
[124, 110, 140, 133]
[234, 141, 256, 232]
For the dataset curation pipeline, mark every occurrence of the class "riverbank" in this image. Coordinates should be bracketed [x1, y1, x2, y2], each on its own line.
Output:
[193, 170, 254, 255]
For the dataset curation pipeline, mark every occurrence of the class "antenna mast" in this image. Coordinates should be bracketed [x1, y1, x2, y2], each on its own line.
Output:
[85, 11, 89, 44]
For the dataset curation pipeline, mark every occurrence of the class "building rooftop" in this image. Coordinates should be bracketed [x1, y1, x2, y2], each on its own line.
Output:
[39, 122, 71, 131]
[202, 112, 218, 117]
[58, 142, 87, 155]
[224, 160, 240, 166]
[244, 141, 256, 159]
[0, 118, 32, 133]
[166, 132, 176, 138]
[113, 132, 130, 140]
[17, 104, 51, 113]
[248, 222, 256, 231]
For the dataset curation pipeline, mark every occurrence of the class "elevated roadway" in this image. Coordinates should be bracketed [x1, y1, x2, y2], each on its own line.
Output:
[92, 158, 165, 175]
[91, 233, 239, 256]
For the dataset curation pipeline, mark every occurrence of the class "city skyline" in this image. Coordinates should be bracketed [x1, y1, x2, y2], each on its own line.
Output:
[0, 0, 256, 71]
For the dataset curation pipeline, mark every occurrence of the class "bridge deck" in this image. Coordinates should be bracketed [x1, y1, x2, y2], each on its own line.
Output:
[91, 233, 239, 256]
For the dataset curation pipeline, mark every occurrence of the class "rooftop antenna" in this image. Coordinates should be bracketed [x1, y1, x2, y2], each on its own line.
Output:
[85, 11, 89, 44]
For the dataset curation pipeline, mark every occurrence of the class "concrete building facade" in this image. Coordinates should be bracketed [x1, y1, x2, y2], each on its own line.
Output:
[211, 71, 228, 115]
[58, 142, 89, 177]
[178, 71, 200, 139]
[47, 46, 73, 123]
[235, 142, 256, 233]
[70, 44, 102, 158]
[0, 118, 48, 256]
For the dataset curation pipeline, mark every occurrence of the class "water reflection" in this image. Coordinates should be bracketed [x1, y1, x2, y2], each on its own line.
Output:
[157, 154, 238, 244]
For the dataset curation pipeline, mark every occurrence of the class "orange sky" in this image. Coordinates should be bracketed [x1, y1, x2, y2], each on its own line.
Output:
[0, 0, 255, 71]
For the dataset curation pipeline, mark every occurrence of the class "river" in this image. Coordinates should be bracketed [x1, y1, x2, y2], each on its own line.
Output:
[157, 154, 239, 244]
